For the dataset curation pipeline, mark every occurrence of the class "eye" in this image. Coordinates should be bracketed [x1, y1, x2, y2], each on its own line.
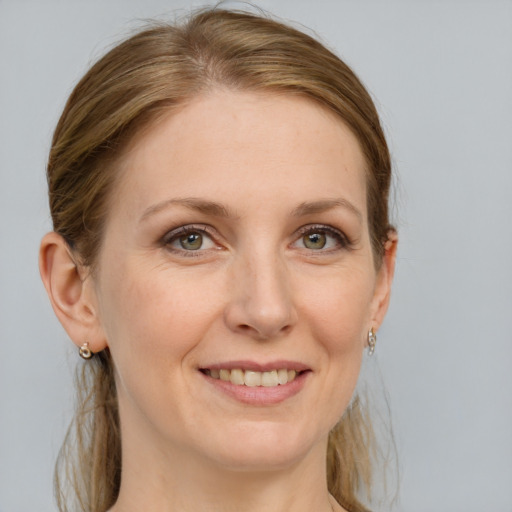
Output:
[293, 225, 349, 252]
[163, 226, 217, 253]
[303, 232, 328, 250]
[178, 232, 205, 251]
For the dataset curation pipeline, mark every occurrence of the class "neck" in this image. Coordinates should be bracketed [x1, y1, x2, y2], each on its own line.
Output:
[111, 426, 339, 512]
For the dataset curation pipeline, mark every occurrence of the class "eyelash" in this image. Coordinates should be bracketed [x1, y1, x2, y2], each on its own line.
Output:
[161, 223, 352, 257]
[161, 225, 219, 258]
[294, 224, 351, 252]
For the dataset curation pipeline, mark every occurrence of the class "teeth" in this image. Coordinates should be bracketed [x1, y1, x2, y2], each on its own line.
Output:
[230, 369, 244, 385]
[244, 371, 262, 387]
[261, 370, 278, 387]
[277, 369, 288, 385]
[206, 368, 300, 386]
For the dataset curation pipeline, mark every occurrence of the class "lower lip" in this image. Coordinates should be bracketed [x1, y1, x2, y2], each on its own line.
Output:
[201, 371, 310, 405]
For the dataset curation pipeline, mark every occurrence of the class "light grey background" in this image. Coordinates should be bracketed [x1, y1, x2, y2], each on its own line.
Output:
[1, 0, 511, 511]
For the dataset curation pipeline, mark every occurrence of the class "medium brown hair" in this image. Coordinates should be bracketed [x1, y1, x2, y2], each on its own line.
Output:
[48, 8, 393, 512]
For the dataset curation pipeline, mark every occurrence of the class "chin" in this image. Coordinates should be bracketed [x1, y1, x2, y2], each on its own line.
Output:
[199, 421, 325, 473]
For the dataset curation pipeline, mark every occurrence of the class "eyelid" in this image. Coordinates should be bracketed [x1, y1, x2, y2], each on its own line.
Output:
[161, 224, 222, 255]
[293, 224, 351, 250]
[160, 223, 351, 256]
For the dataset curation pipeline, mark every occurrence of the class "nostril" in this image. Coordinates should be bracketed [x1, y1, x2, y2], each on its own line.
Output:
[223, 285, 297, 340]
[231, 317, 295, 340]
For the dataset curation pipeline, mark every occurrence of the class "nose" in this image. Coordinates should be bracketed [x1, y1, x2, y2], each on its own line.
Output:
[224, 250, 298, 341]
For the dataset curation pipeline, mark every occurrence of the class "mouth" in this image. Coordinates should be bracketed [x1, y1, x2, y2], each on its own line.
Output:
[200, 368, 305, 387]
[199, 362, 311, 405]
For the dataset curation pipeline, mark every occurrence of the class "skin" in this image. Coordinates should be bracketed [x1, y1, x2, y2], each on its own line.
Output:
[40, 90, 397, 512]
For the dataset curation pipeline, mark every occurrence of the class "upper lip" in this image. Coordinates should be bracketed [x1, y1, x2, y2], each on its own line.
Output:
[200, 360, 311, 372]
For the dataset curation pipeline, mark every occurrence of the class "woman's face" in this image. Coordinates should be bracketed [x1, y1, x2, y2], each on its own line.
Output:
[90, 90, 393, 471]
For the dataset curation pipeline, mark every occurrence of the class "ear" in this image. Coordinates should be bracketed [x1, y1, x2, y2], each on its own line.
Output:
[39, 232, 107, 353]
[369, 230, 398, 331]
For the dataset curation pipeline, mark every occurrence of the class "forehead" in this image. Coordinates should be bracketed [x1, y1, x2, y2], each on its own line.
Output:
[112, 90, 368, 219]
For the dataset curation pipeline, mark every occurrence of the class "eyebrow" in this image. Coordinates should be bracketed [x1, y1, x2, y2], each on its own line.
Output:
[139, 197, 362, 223]
[139, 197, 237, 223]
[292, 198, 363, 222]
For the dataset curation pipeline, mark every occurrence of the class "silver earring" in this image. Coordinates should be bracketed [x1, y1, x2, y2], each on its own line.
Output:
[367, 328, 377, 356]
[79, 342, 93, 360]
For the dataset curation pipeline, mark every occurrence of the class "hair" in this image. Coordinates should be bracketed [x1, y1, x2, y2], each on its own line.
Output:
[48, 7, 394, 512]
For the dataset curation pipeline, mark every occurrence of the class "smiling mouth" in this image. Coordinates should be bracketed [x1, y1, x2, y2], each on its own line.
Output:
[201, 368, 304, 387]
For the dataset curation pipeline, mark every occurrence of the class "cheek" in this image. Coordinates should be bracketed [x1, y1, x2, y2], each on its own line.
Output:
[97, 258, 222, 365]
[300, 266, 376, 354]
[95, 260, 221, 427]
[298, 266, 375, 421]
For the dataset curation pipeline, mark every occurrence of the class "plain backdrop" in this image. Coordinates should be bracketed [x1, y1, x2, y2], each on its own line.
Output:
[1, 1, 511, 511]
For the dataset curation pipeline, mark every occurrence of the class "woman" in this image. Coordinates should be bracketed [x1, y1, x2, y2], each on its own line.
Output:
[39, 7, 397, 512]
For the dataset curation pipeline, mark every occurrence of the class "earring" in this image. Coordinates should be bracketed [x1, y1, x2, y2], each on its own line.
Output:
[79, 342, 94, 360]
[367, 328, 377, 356]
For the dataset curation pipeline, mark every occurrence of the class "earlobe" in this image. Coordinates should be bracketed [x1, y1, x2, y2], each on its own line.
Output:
[370, 230, 398, 331]
[39, 232, 107, 352]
